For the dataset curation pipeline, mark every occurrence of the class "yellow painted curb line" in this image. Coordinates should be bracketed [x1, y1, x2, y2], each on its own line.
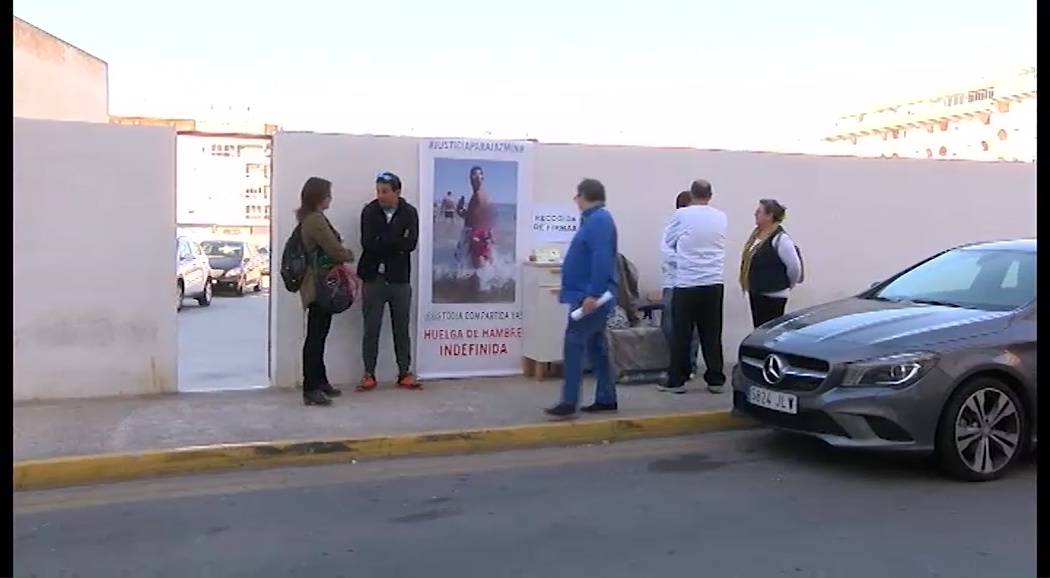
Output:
[14, 410, 753, 491]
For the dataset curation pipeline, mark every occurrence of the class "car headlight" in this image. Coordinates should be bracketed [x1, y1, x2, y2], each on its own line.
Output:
[840, 352, 938, 387]
[225, 268, 242, 277]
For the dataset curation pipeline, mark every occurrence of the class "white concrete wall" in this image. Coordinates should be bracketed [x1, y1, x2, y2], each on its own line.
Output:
[14, 118, 177, 401]
[271, 132, 1037, 388]
[13, 17, 109, 123]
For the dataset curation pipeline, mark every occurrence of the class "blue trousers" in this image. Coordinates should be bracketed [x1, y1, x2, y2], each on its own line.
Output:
[560, 302, 617, 407]
[661, 287, 698, 374]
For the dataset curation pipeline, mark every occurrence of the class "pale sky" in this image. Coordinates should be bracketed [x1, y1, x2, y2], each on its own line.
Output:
[13, 0, 1036, 149]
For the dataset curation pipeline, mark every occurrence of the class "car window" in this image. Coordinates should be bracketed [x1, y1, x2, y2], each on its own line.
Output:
[1001, 260, 1019, 288]
[200, 241, 245, 259]
[177, 239, 192, 260]
[889, 252, 983, 294]
[190, 241, 204, 258]
[873, 248, 1036, 312]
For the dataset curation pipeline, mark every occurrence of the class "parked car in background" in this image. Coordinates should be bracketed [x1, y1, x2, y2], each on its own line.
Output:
[257, 245, 270, 275]
[733, 239, 1037, 482]
[176, 235, 213, 312]
[200, 239, 265, 295]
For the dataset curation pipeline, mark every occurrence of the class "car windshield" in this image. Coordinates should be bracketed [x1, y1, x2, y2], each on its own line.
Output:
[201, 241, 243, 259]
[870, 247, 1036, 312]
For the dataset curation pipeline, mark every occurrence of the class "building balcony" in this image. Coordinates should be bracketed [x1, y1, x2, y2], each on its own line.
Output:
[825, 68, 1037, 142]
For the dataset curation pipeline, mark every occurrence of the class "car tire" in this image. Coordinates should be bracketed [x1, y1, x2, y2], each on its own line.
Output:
[177, 280, 185, 312]
[935, 376, 1029, 482]
[253, 279, 262, 292]
[197, 281, 213, 307]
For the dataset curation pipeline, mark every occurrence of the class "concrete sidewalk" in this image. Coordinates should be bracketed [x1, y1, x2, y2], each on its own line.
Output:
[14, 377, 732, 461]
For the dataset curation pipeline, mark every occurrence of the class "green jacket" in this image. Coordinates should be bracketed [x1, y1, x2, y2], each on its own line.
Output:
[298, 211, 354, 309]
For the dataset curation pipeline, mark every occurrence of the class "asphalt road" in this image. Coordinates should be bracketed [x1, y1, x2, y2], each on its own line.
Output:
[178, 277, 269, 392]
[14, 430, 1037, 577]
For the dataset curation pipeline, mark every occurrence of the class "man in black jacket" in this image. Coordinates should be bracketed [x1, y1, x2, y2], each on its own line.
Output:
[356, 172, 421, 391]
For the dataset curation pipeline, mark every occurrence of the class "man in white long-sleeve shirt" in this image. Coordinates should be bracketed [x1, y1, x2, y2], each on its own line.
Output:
[660, 191, 699, 377]
[661, 179, 728, 394]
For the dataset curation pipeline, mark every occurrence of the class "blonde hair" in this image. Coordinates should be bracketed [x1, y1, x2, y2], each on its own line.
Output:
[758, 198, 787, 223]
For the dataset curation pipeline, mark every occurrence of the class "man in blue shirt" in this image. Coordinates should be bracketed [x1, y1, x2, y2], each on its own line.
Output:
[545, 178, 619, 417]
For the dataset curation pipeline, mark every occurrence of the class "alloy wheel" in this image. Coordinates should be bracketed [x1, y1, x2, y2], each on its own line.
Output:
[953, 387, 1021, 475]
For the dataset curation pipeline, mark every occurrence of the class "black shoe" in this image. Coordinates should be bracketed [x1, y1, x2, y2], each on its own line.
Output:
[580, 402, 618, 413]
[303, 390, 332, 406]
[319, 383, 343, 397]
[544, 403, 577, 417]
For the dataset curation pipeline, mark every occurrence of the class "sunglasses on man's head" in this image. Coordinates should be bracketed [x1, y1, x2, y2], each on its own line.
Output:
[376, 172, 394, 182]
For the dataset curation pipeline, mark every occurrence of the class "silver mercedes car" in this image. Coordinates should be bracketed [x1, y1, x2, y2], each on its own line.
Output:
[732, 238, 1036, 482]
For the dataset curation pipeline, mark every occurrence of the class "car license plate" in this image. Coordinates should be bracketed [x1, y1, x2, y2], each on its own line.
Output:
[748, 386, 798, 415]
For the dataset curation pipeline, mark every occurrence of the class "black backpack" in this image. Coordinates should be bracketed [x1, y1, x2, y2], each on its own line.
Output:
[280, 223, 309, 293]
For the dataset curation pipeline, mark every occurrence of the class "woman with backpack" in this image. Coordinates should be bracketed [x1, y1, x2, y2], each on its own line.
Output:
[738, 198, 804, 328]
[295, 176, 354, 406]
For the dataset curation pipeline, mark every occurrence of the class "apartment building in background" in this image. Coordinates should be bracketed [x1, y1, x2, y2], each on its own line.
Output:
[13, 16, 109, 122]
[823, 66, 1037, 162]
[109, 115, 279, 246]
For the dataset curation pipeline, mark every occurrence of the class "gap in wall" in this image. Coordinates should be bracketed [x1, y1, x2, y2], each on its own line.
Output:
[175, 132, 272, 392]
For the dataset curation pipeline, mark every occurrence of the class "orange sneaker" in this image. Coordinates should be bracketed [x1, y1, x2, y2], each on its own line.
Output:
[397, 373, 423, 390]
[356, 374, 377, 392]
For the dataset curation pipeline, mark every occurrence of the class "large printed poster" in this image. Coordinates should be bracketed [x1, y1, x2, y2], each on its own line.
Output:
[417, 138, 533, 379]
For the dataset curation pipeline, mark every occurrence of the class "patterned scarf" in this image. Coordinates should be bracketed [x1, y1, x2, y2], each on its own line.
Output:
[738, 225, 779, 290]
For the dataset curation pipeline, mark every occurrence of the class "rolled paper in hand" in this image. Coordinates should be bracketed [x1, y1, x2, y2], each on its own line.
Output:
[570, 291, 614, 320]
